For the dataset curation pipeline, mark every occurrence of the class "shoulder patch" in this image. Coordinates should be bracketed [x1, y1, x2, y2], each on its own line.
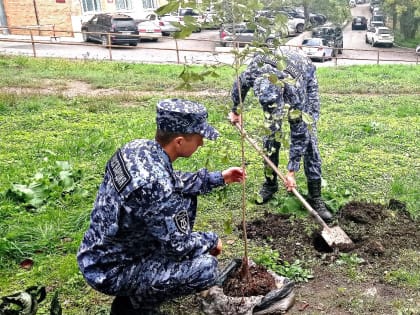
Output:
[285, 63, 302, 80]
[107, 149, 132, 193]
[174, 210, 189, 234]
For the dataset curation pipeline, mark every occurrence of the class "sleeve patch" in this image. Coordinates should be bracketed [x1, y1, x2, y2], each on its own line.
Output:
[174, 210, 189, 234]
[108, 149, 132, 193]
[285, 63, 302, 80]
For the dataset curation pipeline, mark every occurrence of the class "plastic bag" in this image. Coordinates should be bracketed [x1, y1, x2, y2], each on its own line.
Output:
[200, 259, 295, 315]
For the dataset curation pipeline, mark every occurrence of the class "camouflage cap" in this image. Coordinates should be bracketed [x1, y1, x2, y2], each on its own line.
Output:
[156, 99, 219, 140]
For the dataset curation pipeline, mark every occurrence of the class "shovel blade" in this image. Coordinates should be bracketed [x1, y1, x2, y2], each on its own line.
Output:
[321, 226, 354, 252]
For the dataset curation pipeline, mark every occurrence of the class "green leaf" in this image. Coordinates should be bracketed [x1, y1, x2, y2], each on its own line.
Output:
[59, 170, 75, 192]
[56, 160, 71, 171]
[302, 112, 314, 125]
[155, 2, 179, 16]
[289, 109, 302, 121]
[279, 196, 302, 213]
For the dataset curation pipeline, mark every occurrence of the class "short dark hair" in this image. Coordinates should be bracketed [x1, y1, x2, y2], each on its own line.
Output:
[155, 129, 195, 146]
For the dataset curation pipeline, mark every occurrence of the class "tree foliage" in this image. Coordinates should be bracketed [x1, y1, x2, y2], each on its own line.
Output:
[383, 0, 420, 39]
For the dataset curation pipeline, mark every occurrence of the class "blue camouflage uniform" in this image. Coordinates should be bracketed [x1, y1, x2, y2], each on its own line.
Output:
[77, 99, 225, 307]
[231, 48, 322, 182]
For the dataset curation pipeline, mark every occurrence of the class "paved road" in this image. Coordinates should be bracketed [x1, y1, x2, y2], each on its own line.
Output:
[339, 3, 418, 65]
[0, 4, 418, 66]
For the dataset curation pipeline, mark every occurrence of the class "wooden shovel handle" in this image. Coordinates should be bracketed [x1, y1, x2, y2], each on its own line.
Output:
[234, 123, 330, 230]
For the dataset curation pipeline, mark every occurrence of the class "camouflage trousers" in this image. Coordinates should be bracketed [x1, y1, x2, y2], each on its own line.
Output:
[91, 253, 218, 306]
[262, 103, 322, 183]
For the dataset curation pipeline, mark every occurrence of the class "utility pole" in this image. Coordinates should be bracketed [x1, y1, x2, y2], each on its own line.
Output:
[33, 0, 40, 35]
[0, 0, 9, 34]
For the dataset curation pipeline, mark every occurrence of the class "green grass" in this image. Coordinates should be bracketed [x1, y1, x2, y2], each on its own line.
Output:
[0, 55, 419, 314]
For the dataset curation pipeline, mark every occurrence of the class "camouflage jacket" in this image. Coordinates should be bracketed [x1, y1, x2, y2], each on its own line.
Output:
[77, 139, 224, 284]
[231, 49, 321, 171]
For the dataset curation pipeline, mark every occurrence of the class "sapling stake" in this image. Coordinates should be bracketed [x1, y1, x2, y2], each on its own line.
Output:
[234, 45, 250, 280]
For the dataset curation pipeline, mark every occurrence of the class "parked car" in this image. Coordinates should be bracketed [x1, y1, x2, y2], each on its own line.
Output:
[255, 10, 304, 36]
[136, 20, 162, 42]
[219, 23, 279, 47]
[308, 12, 327, 26]
[371, 7, 384, 16]
[352, 16, 368, 30]
[312, 25, 343, 55]
[300, 37, 333, 62]
[280, 11, 305, 33]
[287, 7, 327, 27]
[81, 13, 139, 46]
[161, 8, 203, 32]
[371, 13, 386, 25]
[416, 44, 420, 56]
[349, 0, 356, 8]
[365, 26, 394, 47]
[370, 0, 382, 12]
[179, 7, 205, 23]
[142, 13, 179, 36]
[203, 9, 218, 25]
[369, 20, 385, 28]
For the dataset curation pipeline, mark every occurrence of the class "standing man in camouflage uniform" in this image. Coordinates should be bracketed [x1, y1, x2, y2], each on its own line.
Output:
[77, 99, 245, 315]
[228, 48, 332, 222]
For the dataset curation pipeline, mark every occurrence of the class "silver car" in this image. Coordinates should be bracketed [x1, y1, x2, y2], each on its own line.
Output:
[219, 23, 279, 47]
[143, 13, 179, 36]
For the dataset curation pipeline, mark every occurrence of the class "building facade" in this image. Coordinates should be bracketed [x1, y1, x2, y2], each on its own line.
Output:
[0, 0, 164, 37]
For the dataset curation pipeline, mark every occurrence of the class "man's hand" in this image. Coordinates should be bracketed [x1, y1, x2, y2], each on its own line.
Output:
[209, 239, 222, 256]
[228, 111, 242, 125]
[284, 171, 297, 192]
[222, 167, 246, 184]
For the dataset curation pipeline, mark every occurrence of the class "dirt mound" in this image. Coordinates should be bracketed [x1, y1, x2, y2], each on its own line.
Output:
[242, 200, 420, 314]
[223, 263, 277, 297]
[246, 200, 419, 260]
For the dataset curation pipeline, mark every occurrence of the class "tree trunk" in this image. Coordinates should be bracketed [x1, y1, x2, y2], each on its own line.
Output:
[399, 11, 418, 39]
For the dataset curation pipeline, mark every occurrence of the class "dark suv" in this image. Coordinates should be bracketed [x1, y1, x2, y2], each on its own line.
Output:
[312, 25, 343, 55]
[82, 13, 139, 46]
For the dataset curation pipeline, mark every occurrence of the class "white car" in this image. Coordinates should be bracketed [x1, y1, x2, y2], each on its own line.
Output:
[416, 44, 420, 56]
[161, 8, 203, 33]
[142, 13, 179, 36]
[137, 20, 162, 42]
[365, 26, 394, 47]
[349, 0, 356, 8]
[283, 12, 305, 34]
[300, 37, 333, 62]
[255, 10, 305, 36]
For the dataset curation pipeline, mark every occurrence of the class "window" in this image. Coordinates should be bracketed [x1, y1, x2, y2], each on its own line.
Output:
[81, 0, 101, 13]
[142, 0, 156, 10]
[116, 0, 132, 10]
[90, 16, 99, 24]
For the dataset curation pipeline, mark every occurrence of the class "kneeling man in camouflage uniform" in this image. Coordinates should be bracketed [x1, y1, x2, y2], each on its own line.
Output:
[77, 99, 245, 315]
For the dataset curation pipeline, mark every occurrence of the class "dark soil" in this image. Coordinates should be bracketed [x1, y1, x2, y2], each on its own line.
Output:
[163, 200, 419, 314]
[223, 263, 277, 297]
[243, 200, 420, 314]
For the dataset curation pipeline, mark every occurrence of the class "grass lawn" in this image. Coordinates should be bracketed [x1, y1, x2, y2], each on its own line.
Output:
[0, 55, 418, 314]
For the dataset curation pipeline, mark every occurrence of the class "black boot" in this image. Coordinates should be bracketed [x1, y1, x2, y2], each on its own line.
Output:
[307, 179, 333, 222]
[110, 296, 164, 315]
[256, 179, 278, 205]
[256, 138, 280, 205]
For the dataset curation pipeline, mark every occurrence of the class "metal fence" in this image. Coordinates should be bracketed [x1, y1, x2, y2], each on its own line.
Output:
[0, 27, 419, 66]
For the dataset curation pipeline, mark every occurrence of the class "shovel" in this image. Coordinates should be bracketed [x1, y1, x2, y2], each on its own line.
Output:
[235, 123, 354, 251]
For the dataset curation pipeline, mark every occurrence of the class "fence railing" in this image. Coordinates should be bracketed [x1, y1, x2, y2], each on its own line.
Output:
[0, 27, 418, 66]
